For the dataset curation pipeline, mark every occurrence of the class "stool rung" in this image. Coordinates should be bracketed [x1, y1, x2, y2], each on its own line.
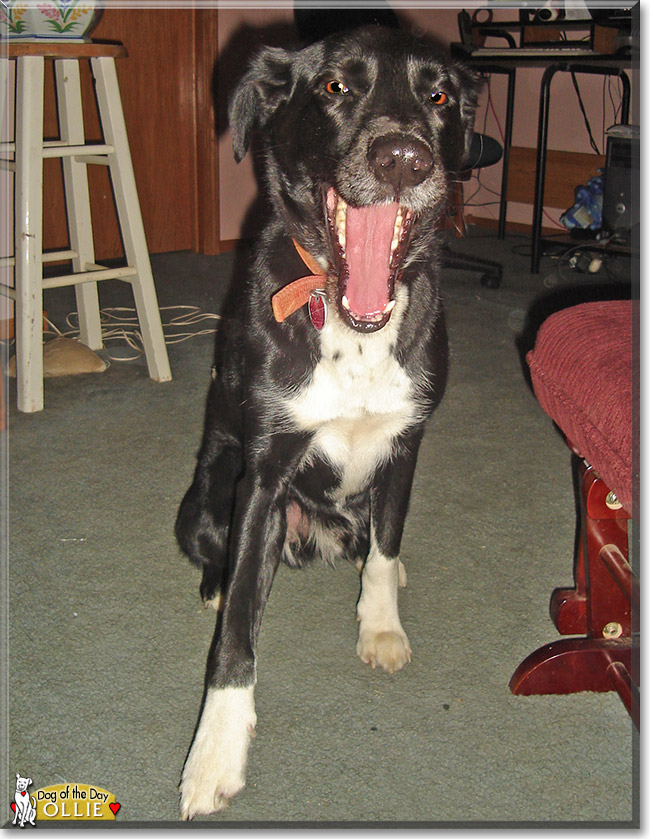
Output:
[44, 143, 114, 159]
[41, 265, 138, 289]
[0, 250, 79, 269]
[76, 155, 110, 166]
[44, 249, 78, 263]
[0, 142, 114, 159]
[0, 262, 137, 295]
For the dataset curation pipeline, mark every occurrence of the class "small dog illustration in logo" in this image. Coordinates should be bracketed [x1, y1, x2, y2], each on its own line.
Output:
[12, 774, 36, 828]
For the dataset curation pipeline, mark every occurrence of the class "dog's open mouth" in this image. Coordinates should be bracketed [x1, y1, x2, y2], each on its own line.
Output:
[326, 187, 414, 332]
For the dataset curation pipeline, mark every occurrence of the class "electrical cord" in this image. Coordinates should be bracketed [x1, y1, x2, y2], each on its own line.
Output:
[40, 305, 221, 364]
[571, 71, 601, 155]
[485, 77, 505, 147]
[549, 234, 635, 284]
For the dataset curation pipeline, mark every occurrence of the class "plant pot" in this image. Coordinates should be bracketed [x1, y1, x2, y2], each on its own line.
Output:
[1, 1, 104, 41]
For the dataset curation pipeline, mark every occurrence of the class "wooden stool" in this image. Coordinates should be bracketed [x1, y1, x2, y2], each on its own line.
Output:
[0, 42, 172, 413]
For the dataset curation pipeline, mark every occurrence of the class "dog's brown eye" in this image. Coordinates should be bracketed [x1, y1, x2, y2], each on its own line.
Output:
[430, 91, 449, 106]
[325, 80, 350, 95]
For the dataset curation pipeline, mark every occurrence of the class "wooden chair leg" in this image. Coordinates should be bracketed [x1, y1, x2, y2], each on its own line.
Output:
[55, 58, 103, 350]
[510, 461, 638, 726]
[91, 56, 171, 384]
[14, 55, 45, 413]
[550, 535, 587, 635]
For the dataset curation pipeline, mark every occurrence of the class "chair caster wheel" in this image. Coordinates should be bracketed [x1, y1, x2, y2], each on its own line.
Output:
[480, 271, 502, 289]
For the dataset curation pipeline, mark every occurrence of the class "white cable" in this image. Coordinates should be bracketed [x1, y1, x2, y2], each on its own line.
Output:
[57, 305, 221, 363]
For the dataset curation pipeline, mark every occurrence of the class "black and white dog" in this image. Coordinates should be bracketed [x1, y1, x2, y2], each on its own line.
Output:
[176, 25, 480, 818]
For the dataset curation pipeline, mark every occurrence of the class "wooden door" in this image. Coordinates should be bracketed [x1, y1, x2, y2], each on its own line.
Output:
[41, 7, 220, 258]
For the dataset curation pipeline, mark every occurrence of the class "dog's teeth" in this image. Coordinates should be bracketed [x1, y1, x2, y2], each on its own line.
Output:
[342, 295, 351, 310]
[384, 299, 396, 314]
[391, 207, 404, 253]
[335, 198, 347, 251]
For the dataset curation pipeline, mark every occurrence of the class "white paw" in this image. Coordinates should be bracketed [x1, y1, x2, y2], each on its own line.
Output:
[204, 590, 224, 612]
[179, 685, 256, 820]
[357, 628, 412, 673]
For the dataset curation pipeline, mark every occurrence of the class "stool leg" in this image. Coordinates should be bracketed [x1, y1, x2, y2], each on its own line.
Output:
[15, 56, 45, 413]
[0, 59, 8, 426]
[0, 58, 8, 141]
[55, 59, 102, 350]
[91, 56, 171, 383]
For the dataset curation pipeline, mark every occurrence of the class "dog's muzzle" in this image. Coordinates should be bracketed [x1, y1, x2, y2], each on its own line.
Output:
[326, 183, 415, 333]
[368, 134, 434, 192]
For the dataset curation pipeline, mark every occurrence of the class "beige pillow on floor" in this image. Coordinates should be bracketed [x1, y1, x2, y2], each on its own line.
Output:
[8, 337, 108, 378]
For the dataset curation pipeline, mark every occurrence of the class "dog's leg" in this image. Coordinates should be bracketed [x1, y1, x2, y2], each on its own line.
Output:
[180, 481, 280, 818]
[180, 436, 307, 819]
[180, 681, 257, 819]
[356, 429, 423, 673]
[358, 556, 406, 585]
[176, 432, 242, 608]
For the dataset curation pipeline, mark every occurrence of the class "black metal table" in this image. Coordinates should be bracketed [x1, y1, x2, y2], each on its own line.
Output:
[451, 47, 633, 273]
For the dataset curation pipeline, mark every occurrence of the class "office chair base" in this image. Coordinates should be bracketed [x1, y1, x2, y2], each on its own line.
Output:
[442, 246, 503, 289]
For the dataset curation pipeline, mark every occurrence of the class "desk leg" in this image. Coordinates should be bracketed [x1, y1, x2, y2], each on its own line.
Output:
[498, 68, 516, 240]
[532, 65, 633, 275]
[531, 64, 558, 275]
[620, 70, 631, 123]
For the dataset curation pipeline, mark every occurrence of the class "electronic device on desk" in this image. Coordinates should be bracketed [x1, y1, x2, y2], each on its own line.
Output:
[601, 124, 639, 244]
[455, 3, 636, 59]
[588, 6, 637, 56]
[518, 6, 586, 48]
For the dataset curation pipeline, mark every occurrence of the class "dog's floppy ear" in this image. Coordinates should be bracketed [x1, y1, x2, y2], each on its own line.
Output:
[450, 63, 483, 166]
[229, 46, 297, 163]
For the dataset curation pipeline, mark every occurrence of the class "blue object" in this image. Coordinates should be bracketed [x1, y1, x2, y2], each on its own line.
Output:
[561, 171, 604, 230]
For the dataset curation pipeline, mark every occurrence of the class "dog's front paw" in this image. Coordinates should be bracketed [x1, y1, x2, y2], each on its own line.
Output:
[357, 628, 412, 673]
[180, 751, 244, 819]
[179, 685, 256, 820]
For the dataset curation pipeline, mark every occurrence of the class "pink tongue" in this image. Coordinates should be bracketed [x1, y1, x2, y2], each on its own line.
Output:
[345, 203, 399, 317]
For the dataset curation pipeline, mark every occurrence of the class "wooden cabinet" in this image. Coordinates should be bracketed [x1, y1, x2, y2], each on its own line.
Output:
[41, 7, 220, 258]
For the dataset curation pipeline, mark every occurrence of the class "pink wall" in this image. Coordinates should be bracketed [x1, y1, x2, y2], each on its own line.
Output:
[217, 7, 295, 242]
[216, 6, 636, 240]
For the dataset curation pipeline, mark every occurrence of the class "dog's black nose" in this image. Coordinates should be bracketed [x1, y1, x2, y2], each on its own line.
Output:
[368, 135, 433, 190]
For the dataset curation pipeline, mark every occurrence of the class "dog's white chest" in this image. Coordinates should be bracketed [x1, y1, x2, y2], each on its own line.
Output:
[285, 295, 418, 497]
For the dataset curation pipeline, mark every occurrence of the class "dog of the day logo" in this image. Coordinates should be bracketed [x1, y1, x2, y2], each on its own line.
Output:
[10, 774, 120, 825]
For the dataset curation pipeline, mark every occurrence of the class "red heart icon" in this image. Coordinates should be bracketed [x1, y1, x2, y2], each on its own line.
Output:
[20, 791, 27, 797]
[10, 803, 16, 812]
[109, 802, 121, 815]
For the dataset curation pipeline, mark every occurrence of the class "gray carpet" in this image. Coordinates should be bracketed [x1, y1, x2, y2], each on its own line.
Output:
[3, 230, 638, 825]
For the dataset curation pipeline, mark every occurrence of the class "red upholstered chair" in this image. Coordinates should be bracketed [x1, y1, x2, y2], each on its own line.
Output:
[510, 300, 639, 727]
